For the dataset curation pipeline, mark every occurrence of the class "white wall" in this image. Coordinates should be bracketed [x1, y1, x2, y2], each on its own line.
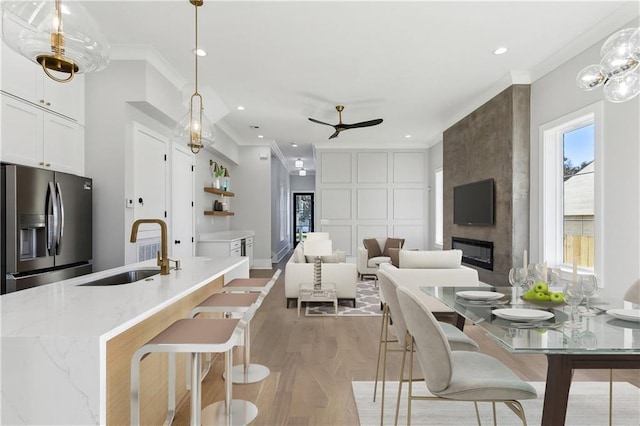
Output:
[530, 19, 640, 299]
[271, 155, 291, 263]
[427, 141, 441, 249]
[290, 174, 315, 191]
[315, 148, 429, 256]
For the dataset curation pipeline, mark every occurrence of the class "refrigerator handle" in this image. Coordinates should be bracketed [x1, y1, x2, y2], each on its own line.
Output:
[46, 182, 59, 255]
[56, 182, 64, 254]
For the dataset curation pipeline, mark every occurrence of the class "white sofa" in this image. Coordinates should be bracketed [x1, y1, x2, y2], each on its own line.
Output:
[285, 244, 358, 308]
[378, 249, 483, 314]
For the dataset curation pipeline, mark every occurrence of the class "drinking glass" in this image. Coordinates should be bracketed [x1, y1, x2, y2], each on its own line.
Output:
[563, 279, 584, 328]
[580, 275, 598, 317]
[508, 267, 528, 304]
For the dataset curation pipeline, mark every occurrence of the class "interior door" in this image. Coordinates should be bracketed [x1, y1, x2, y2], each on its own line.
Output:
[171, 143, 194, 258]
[133, 124, 166, 239]
[293, 192, 314, 245]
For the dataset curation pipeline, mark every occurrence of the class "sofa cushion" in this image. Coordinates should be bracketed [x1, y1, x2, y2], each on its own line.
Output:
[400, 249, 462, 269]
[363, 238, 382, 259]
[389, 248, 418, 267]
[293, 245, 306, 263]
[367, 256, 391, 268]
[383, 238, 405, 257]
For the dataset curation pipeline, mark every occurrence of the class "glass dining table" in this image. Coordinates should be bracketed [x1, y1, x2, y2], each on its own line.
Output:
[420, 285, 640, 426]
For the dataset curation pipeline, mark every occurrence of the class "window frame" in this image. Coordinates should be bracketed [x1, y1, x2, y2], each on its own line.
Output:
[539, 102, 604, 278]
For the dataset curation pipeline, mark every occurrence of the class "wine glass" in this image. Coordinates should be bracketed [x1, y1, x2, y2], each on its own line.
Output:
[508, 267, 528, 304]
[563, 279, 584, 328]
[580, 275, 598, 317]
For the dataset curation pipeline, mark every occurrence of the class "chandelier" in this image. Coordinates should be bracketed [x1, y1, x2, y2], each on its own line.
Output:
[576, 26, 640, 103]
[175, 0, 215, 154]
[1, 0, 110, 83]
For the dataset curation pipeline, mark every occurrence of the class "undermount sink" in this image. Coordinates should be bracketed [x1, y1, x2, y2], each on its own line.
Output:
[79, 269, 160, 286]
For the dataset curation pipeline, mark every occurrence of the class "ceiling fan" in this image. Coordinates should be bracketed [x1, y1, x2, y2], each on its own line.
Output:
[308, 105, 383, 139]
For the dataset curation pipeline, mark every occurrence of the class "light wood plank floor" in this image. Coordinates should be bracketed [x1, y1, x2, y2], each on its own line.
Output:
[170, 254, 639, 425]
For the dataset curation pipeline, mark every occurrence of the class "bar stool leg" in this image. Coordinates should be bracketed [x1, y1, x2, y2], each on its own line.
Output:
[201, 348, 258, 426]
[228, 321, 270, 384]
[190, 352, 202, 426]
[165, 352, 176, 425]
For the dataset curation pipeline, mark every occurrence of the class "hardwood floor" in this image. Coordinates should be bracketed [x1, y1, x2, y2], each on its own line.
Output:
[171, 254, 639, 425]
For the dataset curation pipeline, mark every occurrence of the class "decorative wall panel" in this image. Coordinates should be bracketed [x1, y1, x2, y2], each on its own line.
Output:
[357, 189, 387, 220]
[393, 188, 424, 220]
[321, 225, 352, 255]
[321, 152, 352, 183]
[394, 152, 425, 183]
[357, 225, 389, 246]
[357, 152, 388, 183]
[321, 189, 351, 219]
[393, 225, 424, 250]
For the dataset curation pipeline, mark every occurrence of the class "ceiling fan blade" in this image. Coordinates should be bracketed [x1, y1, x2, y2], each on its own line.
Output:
[343, 119, 383, 129]
[308, 117, 334, 127]
[328, 129, 341, 139]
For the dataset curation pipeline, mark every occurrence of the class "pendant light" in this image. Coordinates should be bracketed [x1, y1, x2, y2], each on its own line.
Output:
[1, 0, 110, 83]
[576, 26, 640, 103]
[174, 0, 215, 154]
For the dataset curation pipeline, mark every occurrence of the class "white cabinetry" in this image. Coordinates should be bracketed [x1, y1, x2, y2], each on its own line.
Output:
[1, 44, 84, 121]
[246, 237, 254, 267]
[197, 234, 254, 267]
[1, 94, 84, 175]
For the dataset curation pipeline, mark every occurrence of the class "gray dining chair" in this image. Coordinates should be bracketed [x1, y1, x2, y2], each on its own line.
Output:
[373, 269, 479, 425]
[608, 278, 640, 425]
[396, 286, 537, 426]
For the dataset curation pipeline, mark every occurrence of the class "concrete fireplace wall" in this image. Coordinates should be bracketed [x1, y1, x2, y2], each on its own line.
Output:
[443, 85, 530, 285]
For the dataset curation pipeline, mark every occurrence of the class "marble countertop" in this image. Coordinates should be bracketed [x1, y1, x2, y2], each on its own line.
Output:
[199, 230, 255, 242]
[0, 256, 249, 425]
[1, 256, 247, 340]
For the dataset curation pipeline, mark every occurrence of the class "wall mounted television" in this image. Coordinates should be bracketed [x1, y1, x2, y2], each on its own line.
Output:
[453, 178, 494, 225]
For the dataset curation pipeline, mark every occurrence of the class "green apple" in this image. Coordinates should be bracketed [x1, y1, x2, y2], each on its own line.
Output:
[533, 281, 548, 294]
[549, 292, 564, 303]
[534, 292, 547, 301]
[523, 289, 536, 300]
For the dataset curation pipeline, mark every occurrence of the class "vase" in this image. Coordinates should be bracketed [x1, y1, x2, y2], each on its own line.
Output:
[214, 178, 220, 189]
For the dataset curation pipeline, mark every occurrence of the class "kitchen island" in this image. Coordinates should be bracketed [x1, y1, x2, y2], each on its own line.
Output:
[1, 256, 249, 425]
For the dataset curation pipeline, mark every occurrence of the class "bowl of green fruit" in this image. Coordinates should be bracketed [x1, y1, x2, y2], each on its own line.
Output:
[521, 281, 566, 308]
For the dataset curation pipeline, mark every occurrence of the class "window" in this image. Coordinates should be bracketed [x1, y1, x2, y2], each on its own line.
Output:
[434, 168, 443, 247]
[541, 103, 602, 273]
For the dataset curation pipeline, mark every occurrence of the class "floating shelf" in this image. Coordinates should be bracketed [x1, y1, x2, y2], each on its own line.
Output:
[204, 211, 235, 216]
[204, 187, 235, 197]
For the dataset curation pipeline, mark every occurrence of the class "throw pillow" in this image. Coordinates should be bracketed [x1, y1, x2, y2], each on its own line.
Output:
[293, 245, 306, 263]
[363, 238, 382, 259]
[321, 254, 339, 263]
[383, 238, 405, 257]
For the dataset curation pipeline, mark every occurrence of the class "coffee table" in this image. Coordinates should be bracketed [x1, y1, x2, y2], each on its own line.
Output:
[298, 283, 337, 318]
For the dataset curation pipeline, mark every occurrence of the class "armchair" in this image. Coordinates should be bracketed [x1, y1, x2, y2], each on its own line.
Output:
[356, 237, 404, 281]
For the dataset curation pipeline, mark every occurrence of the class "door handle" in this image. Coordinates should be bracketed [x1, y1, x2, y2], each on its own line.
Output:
[138, 197, 144, 206]
[55, 182, 65, 254]
[174, 240, 181, 244]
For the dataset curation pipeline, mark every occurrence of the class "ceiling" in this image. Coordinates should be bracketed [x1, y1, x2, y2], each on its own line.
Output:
[82, 1, 638, 174]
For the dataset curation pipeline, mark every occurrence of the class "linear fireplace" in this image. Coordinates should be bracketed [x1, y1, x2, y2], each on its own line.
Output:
[452, 237, 494, 271]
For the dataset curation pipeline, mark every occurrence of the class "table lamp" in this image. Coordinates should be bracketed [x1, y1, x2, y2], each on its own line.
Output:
[304, 232, 330, 241]
[303, 239, 332, 289]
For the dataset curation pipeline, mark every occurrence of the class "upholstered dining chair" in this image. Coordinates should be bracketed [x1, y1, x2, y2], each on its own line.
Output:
[374, 269, 479, 425]
[608, 279, 640, 425]
[396, 286, 537, 426]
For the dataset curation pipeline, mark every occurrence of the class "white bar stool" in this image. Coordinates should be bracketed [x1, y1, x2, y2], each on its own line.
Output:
[131, 307, 257, 426]
[222, 270, 280, 384]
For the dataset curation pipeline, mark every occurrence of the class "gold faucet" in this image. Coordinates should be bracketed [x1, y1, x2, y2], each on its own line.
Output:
[130, 219, 172, 275]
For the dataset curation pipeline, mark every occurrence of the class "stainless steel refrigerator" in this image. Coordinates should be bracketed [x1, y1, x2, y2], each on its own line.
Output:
[1, 164, 93, 294]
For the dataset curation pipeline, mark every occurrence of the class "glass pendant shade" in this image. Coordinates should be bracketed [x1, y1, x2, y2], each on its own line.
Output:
[1, 0, 110, 82]
[630, 27, 640, 61]
[576, 64, 606, 90]
[299, 169, 307, 176]
[295, 159, 303, 168]
[603, 72, 640, 103]
[599, 47, 638, 78]
[174, 102, 216, 154]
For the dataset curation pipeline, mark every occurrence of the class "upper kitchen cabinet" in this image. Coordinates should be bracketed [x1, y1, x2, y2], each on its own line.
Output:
[1, 43, 85, 122]
[1, 94, 85, 176]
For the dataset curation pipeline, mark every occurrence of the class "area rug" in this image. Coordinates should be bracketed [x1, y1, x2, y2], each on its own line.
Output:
[305, 279, 382, 316]
[352, 381, 640, 425]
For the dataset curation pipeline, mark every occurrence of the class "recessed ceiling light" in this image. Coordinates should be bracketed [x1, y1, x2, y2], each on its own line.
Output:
[192, 48, 207, 56]
[493, 47, 508, 55]
[405, 134, 412, 139]
[291, 142, 298, 147]
[257, 135, 264, 139]
[236, 106, 245, 111]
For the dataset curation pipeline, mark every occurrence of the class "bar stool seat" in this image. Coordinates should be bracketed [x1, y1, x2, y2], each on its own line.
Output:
[131, 313, 257, 426]
[221, 271, 280, 384]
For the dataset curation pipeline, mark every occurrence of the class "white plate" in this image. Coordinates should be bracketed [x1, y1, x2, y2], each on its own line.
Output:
[456, 291, 505, 301]
[492, 308, 554, 321]
[607, 309, 640, 323]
